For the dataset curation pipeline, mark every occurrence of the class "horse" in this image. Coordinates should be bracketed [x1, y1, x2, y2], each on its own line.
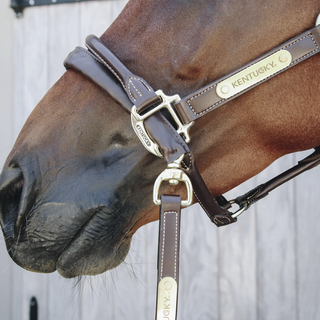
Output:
[0, 0, 320, 284]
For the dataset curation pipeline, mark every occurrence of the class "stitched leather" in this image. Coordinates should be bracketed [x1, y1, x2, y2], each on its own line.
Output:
[85, 35, 161, 112]
[182, 153, 236, 226]
[64, 47, 133, 113]
[158, 195, 181, 282]
[174, 25, 320, 125]
[156, 195, 181, 320]
[64, 21, 320, 227]
[64, 48, 189, 164]
[234, 146, 320, 208]
[144, 113, 190, 163]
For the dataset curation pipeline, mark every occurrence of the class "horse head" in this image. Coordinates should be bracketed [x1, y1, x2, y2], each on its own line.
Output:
[1, 0, 320, 278]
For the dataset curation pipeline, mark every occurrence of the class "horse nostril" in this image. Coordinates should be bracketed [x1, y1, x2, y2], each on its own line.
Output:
[0, 166, 24, 238]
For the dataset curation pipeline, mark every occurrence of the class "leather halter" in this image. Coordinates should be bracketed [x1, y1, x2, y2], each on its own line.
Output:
[64, 15, 320, 320]
[65, 21, 320, 225]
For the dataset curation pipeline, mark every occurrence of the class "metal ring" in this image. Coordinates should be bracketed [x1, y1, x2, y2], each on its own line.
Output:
[229, 200, 249, 219]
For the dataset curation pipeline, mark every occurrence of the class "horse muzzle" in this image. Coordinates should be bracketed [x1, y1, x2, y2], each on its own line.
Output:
[0, 162, 38, 241]
[0, 155, 141, 277]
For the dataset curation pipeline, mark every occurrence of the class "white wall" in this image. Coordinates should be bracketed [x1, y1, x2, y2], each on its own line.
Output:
[1, 1, 320, 319]
[0, 1, 15, 319]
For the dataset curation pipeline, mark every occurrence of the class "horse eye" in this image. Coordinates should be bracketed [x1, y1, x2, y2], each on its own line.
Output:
[110, 133, 128, 147]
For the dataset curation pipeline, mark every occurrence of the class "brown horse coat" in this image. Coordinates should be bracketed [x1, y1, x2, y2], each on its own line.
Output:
[0, 0, 320, 277]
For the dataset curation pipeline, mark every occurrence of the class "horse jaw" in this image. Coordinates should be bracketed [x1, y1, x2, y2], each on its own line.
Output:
[1, 0, 320, 278]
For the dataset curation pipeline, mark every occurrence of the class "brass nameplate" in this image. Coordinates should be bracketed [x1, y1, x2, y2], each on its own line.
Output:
[216, 49, 292, 99]
[156, 277, 178, 320]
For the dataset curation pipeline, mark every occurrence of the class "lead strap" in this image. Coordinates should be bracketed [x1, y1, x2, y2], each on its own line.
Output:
[156, 195, 181, 320]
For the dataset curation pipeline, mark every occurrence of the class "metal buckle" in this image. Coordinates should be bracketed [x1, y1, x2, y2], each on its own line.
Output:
[229, 200, 249, 219]
[131, 89, 194, 158]
[153, 155, 193, 207]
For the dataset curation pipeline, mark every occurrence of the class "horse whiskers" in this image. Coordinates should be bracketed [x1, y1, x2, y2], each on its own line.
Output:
[15, 225, 22, 244]
[114, 248, 143, 285]
[7, 245, 18, 260]
[1, 220, 16, 240]
[70, 273, 114, 305]
[58, 276, 83, 312]
[25, 216, 30, 244]
[8, 226, 22, 259]
[0, 221, 14, 237]
[1, 209, 31, 244]
[3, 232, 14, 241]
[72, 274, 84, 289]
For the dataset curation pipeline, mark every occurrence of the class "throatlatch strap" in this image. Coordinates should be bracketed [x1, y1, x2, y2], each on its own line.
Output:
[232, 146, 320, 209]
[156, 195, 181, 320]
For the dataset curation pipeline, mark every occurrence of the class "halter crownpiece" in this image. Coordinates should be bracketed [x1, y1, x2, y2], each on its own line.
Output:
[64, 14, 320, 320]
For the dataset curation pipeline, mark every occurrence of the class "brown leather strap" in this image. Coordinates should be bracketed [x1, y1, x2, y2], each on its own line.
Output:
[156, 195, 181, 320]
[174, 25, 320, 125]
[64, 47, 133, 113]
[64, 45, 236, 226]
[64, 48, 190, 164]
[157, 195, 181, 282]
[182, 153, 236, 226]
[232, 146, 320, 209]
[86, 35, 161, 113]
[64, 21, 320, 228]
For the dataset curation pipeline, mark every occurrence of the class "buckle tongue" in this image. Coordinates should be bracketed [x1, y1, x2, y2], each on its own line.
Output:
[131, 90, 194, 158]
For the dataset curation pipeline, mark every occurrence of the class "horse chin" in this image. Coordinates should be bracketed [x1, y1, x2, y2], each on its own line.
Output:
[3, 194, 135, 278]
[8, 231, 132, 279]
[54, 207, 133, 278]
[56, 232, 132, 278]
